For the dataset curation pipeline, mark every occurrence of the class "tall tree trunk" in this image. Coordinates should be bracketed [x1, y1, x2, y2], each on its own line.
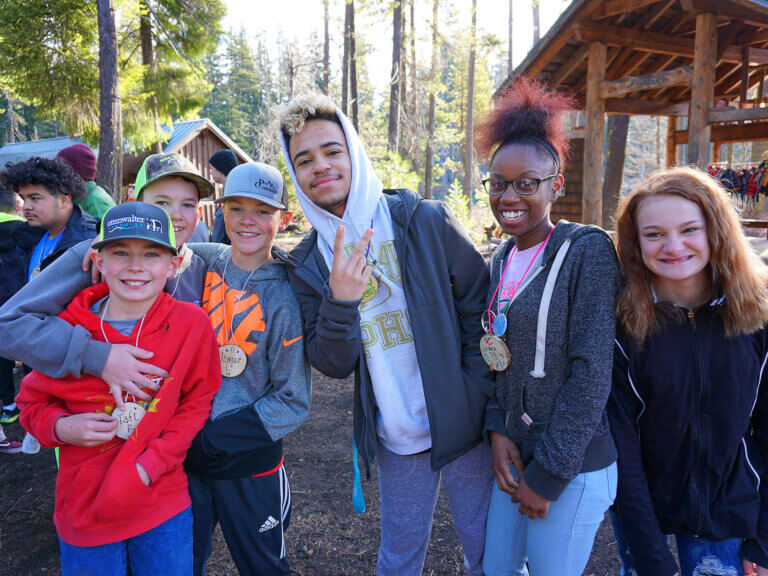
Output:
[508, 0, 514, 74]
[342, 1, 351, 115]
[400, 6, 407, 145]
[602, 114, 630, 228]
[6, 93, 16, 143]
[140, 0, 162, 154]
[463, 0, 477, 201]
[349, 1, 359, 130]
[96, 0, 123, 200]
[323, 0, 330, 95]
[532, 0, 540, 45]
[409, 0, 418, 173]
[388, 0, 403, 151]
[424, 0, 439, 199]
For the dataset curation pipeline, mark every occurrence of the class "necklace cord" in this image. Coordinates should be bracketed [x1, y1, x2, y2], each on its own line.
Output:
[221, 254, 272, 347]
[486, 227, 555, 333]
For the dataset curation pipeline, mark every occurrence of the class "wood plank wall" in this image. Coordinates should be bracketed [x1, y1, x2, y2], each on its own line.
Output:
[551, 136, 585, 223]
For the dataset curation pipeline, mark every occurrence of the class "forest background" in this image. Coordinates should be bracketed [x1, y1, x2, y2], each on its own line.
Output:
[0, 0, 751, 236]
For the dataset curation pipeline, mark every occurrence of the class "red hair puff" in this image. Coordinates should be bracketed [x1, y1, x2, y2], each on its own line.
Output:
[476, 76, 575, 171]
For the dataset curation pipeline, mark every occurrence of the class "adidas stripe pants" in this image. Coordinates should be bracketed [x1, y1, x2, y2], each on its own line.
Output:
[188, 465, 291, 576]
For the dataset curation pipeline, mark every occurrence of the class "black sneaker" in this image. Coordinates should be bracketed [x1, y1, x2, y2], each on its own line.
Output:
[0, 407, 20, 424]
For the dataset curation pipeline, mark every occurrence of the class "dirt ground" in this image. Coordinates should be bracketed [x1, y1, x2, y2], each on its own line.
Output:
[0, 369, 621, 576]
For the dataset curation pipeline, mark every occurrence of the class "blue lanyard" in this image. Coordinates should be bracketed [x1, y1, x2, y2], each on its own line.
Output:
[28, 231, 63, 280]
[325, 219, 376, 264]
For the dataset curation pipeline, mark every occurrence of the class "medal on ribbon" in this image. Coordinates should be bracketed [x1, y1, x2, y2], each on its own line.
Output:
[219, 343, 247, 378]
[113, 394, 147, 440]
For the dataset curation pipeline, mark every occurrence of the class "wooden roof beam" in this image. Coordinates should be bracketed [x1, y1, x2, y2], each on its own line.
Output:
[592, 0, 664, 20]
[572, 22, 768, 64]
[736, 29, 768, 46]
[571, 93, 691, 115]
[551, 45, 589, 87]
[680, 0, 768, 29]
[707, 106, 768, 123]
[675, 121, 768, 144]
[600, 66, 693, 98]
[527, 28, 574, 78]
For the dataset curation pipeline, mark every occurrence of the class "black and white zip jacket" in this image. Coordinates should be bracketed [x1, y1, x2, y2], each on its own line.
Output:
[609, 300, 768, 575]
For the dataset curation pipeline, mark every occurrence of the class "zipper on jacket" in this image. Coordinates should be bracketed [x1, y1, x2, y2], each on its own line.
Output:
[687, 308, 707, 534]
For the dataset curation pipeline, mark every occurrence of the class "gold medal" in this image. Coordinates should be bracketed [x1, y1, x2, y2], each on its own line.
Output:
[361, 274, 379, 305]
[480, 333, 511, 371]
[220, 344, 247, 377]
[113, 401, 147, 440]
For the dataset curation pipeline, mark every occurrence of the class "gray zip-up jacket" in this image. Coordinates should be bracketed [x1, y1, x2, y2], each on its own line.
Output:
[484, 221, 620, 501]
[280, 188, 493, 474]
[0, 240, 207, 377]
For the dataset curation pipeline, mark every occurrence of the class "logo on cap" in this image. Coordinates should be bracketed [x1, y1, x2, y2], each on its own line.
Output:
[255, 178, 278, 195]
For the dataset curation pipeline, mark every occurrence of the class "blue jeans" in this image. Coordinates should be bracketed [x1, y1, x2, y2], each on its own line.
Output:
[483, 462, 617, 576]
[59, 507, 192, 576]
[610, 509, 743, 576]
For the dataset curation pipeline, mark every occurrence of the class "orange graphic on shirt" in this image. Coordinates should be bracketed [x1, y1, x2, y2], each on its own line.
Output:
[202, 271, 266, 354]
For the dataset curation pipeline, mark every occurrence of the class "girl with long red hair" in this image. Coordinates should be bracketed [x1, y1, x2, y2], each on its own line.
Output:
[610, 167, 768, 576]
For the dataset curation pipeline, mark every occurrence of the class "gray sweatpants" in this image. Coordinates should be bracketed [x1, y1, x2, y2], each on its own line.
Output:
[376, 441, 493, 576]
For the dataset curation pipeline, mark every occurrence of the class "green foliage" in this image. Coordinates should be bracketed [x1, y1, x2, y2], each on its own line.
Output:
[445, 179, 472, 230]
[0, 0, 224, 148]
[371, 149, 420, 191]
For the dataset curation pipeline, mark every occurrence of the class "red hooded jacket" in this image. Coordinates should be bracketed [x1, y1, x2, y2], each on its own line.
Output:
[17, 283, 221, 546]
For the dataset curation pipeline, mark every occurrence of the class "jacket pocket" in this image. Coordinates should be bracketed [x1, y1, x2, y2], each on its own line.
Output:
[58, 462, 148, 531]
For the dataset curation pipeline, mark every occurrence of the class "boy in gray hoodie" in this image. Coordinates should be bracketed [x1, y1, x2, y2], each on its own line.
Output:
[183, 162, 311, 576]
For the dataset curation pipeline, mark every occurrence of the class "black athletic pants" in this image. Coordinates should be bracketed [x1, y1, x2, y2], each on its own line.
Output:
[189, 465, 291, 576]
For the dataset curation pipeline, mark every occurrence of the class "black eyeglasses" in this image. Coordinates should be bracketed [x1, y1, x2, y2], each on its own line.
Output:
[482, 174, 558, 196]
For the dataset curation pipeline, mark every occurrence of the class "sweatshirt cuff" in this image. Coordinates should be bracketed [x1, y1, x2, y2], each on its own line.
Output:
[321, 284, 362, 314]
[46, 409, 74, 447]
[483, 406, 507, 442]
[82, 339, 111, 379]
[524, 459, 570, 502]
[137, 449, 167, 483]
[742, 538, 768, 568]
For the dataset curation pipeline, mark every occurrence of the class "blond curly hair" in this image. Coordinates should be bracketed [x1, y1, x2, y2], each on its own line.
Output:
[276, 93, 339, 143]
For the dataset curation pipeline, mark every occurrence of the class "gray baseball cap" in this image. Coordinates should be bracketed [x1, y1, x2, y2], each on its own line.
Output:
[214, 162, 287, 210]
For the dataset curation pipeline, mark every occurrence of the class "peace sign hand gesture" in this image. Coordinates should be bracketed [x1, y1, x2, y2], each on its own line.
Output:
[328, 225, 374, 302]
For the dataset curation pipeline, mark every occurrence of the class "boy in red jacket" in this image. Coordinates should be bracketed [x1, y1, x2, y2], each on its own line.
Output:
[17, 202, 221, 576]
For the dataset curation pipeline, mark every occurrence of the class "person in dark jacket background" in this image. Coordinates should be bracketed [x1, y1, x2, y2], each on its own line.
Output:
[477, 77, 619, 576]
[610, 167, 768, 576]
[0, 182, 29, 451]
[3, 156, 98, 453]
[209, 149, 238, 245]
[277, 93, 493, 576]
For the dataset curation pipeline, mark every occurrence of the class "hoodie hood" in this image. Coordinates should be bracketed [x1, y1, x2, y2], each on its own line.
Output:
[279, 107, 386, 266]
[61, 282, 176, 342]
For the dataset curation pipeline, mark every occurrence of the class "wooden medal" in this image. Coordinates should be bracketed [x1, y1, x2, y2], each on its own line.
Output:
[361, 274, 379, 305]
[480, 333, 511, 371]
[113, 401, 147, 440]
[220, 344, 247, 378]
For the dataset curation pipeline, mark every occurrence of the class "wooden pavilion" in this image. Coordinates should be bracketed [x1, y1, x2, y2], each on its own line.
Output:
[495, 0, 768, 227]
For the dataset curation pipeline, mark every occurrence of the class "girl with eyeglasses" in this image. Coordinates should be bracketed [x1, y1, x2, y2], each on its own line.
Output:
[477, 77, 620, 576]
[609, 168, 768, 576]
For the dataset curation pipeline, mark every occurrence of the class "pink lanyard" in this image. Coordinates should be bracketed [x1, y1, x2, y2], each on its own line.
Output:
[486, 228, 554, 333]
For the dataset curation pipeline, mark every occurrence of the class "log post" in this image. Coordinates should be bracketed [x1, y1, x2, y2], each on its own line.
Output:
[667, 116, 676, 168]
[687, 12, 717, 169]
[583, 42, 607, 226]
